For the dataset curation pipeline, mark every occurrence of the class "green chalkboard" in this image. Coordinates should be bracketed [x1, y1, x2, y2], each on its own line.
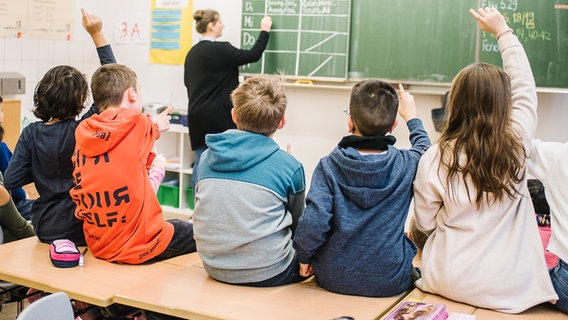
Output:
[478, 1, 568, 88]
[241, 0, 568, 88]
[240, 0, 351, 79]
[349, 0, 568, 88]
[349, 0, 478, 84]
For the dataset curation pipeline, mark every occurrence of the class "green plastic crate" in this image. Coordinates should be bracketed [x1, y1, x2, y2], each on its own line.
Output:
[158, 184, 180, 208]
[187, 187, 194, 210]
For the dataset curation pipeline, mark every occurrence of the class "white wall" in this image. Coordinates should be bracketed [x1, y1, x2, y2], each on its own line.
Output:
[1, 0, 566, 184]
[273, 87, 441, 181]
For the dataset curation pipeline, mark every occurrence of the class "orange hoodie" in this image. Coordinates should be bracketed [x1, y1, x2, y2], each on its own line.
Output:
[70, 107, 174, 264]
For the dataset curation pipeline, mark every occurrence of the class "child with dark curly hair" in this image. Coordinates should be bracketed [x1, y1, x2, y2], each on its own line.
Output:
[4, 66, 95, 245]
[4, 9, 116, 245]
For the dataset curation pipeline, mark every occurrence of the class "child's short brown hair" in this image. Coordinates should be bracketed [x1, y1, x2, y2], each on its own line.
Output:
[231, 76, 287, 136]
[349, 80, 398, 136]
[91, 64, 138, 111]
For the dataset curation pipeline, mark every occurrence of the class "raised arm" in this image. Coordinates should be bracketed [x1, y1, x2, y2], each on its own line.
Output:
[470, 7, 537, 148]
[398, 84, 431, 157]
[222, 16, 272, 67]
[81, 8, 116, 65]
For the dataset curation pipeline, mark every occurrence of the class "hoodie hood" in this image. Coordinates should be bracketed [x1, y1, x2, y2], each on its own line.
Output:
[324, 145, 410, 209]
[204, 129, 280, 172]
[75, 108, 142, 157]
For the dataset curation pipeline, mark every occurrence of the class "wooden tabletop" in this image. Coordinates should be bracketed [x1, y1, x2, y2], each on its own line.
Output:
[0, 237, 183, 306]
[380, 288, 566, 320]
[158, 252, 202, 268]
[472, 303, 568, 320]
[4, 238, 564, 319]
[114, 264, 405, 320]
[379, 288, 476, 318]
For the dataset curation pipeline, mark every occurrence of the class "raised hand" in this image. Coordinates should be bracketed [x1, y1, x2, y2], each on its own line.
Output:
[469, 7, 510, 36]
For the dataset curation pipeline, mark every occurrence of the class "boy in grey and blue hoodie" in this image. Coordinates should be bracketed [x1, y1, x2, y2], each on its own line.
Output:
[293, 81, 431, 297]
[192, 76, 308, 287]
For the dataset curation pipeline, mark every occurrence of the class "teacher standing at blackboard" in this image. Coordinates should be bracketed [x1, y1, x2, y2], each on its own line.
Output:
[184, 9, 272, 191]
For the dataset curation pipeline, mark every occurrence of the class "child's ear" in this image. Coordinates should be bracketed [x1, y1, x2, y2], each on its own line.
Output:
[127, 87, 137, 102]
[277, 115, 287, 129]
[348, 116, 354, 134]
[390, 118, 399, 133]
[231, 108, 238, 125]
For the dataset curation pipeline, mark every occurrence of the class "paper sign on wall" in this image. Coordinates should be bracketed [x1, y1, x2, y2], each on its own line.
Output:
[0, 0, 74, 40]
[115, 14, 149, 44]
[156, 0, 188, 9]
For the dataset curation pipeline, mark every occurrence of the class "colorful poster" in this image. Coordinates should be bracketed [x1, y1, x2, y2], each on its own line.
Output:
[149, 0, 193, 65]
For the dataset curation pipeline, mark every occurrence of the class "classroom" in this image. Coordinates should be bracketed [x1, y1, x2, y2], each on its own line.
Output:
[1, 0, 567, 319]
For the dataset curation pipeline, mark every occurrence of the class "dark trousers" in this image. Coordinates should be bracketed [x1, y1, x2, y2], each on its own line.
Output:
[152, 219, 196, 261]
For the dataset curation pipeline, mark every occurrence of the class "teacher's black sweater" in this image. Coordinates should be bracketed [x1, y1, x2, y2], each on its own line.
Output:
[184, 31, 270, 150]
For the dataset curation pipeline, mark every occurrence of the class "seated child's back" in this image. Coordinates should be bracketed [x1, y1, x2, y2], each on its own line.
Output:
[71, 64, 196, 264]
[193, 76, 307, 286]
[4, 65, 98, 245]
[293, 80, 431, 297]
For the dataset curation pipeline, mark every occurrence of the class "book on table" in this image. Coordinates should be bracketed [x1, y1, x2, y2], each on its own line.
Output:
[384, 301, 448, 320]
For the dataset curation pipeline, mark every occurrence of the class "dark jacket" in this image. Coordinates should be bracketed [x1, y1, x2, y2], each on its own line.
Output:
[184, 31, 270, 150]
[293, 119, 431, 297]
[4, 45, 116, 245]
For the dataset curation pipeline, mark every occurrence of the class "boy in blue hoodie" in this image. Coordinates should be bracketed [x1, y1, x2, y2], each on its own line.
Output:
[293, 80, 431, 297]
[192, 76, 308, 287]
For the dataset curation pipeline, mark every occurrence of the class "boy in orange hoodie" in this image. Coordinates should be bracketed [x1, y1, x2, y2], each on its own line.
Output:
[70, 63, 196, 264]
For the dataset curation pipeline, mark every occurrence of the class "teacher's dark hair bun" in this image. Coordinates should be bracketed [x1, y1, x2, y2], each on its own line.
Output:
[194, 9, 219, 34]
[193, 9, 204, 21]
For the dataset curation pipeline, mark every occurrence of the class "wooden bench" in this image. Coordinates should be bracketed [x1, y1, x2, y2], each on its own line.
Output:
[473, 303, 567, 320]
[114, 261, 406, 320]
[1, 237, 566, 319]
[380, 288, 566, 320]
[379, 288, 476, 319]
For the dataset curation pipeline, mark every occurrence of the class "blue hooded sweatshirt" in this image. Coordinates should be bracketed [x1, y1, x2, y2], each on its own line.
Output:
[293, 118, 431, 297]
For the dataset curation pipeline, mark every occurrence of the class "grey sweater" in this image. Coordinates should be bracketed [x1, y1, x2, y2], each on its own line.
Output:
[193, 130, 305, 283]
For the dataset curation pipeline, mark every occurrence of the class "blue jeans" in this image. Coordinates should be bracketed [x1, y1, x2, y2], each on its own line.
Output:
[191, 146, 207, 195]
[14, 198, 33, 221]
[151, 219, 196, 261]
[550, 258, 568, 314]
